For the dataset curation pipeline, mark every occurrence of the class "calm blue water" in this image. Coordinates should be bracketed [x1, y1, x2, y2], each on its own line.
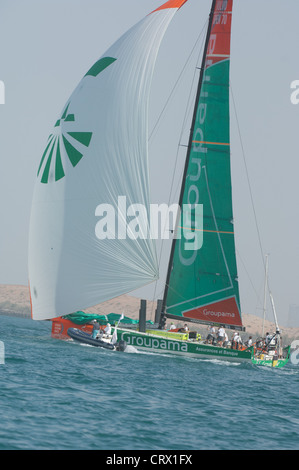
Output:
[0, 314, 298, 450]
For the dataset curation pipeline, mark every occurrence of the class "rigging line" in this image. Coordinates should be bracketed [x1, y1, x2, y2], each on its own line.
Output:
[262, 255, 278, 325]
[230, 84, 266, 272]
[231, 87, 280, 323]
[236, 248, 263, 308]
[159, 22, 208, 215]
[149, 19, 208, 143]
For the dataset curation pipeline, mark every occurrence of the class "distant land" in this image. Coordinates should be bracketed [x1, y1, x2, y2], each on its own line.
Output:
[1, 284, 298, 342]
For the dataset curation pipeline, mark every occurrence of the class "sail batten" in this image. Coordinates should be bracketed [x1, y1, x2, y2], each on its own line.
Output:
[162, 0, 243, 329]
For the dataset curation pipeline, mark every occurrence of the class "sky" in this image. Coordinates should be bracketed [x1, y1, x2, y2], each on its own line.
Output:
[0, 0, 298, 327]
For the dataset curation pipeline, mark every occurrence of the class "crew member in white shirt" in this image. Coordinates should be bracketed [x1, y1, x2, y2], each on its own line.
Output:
[223, 331, 229, 347]
[217, 326, 226, 347]
[234, 332, 242, 350]
[206, 325, 216, 344]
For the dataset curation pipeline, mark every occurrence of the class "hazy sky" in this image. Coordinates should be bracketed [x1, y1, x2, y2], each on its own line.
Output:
[0, 0, 298, 326]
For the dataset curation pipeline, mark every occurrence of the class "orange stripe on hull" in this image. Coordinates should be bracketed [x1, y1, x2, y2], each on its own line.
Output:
[151, 0, 188, 14]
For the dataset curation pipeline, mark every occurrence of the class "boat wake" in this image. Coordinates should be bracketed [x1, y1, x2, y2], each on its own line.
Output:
[124, 345, 138, 354]
[205, 358, 242, 367]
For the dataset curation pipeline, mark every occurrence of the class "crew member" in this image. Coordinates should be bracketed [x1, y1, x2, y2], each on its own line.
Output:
[91, 320, 100, 339]
[217, 325, 226, 347]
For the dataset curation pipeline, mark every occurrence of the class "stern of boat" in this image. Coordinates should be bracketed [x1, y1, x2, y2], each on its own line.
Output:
[252, 345, 291, 368]
[51, 318, 93, 339]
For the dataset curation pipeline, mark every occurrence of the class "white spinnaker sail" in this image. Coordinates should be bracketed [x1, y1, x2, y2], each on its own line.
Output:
[29, 1, 188, 320]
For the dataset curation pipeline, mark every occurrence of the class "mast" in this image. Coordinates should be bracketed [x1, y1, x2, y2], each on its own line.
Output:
[269, 292, 280, 332]
[264, 253, 280, 333]
[160, 0, 217, 327]
[262, 254, 269, 337]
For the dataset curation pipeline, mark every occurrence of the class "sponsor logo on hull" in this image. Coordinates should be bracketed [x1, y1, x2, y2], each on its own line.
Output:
[120, 330, 252, 360]
[121, 332, 188, 352]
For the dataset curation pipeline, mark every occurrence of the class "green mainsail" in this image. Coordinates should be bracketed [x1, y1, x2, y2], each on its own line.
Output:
[162, 0, 243, 330]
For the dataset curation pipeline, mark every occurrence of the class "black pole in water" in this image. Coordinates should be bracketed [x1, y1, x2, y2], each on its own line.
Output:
[139, 299, 147, 333]
[155, 299, 163, 325]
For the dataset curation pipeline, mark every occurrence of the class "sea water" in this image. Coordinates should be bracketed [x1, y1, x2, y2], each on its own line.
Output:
[0, 314, 298, 451]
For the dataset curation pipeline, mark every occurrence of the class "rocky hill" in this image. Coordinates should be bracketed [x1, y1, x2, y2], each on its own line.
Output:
[1, 284, 298, 343]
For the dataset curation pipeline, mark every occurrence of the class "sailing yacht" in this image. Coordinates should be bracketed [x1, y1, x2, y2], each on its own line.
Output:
[28, 0, 290, 367]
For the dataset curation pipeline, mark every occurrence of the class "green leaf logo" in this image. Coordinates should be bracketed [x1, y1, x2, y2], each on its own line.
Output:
[37, 103, 92, 184]
[37, 56, 117, 184]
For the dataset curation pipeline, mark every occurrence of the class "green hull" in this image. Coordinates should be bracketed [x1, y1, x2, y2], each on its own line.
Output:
[114, 329, 290, 368]
[251, 346, 291, 368]
[116, 328, 252, 362]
